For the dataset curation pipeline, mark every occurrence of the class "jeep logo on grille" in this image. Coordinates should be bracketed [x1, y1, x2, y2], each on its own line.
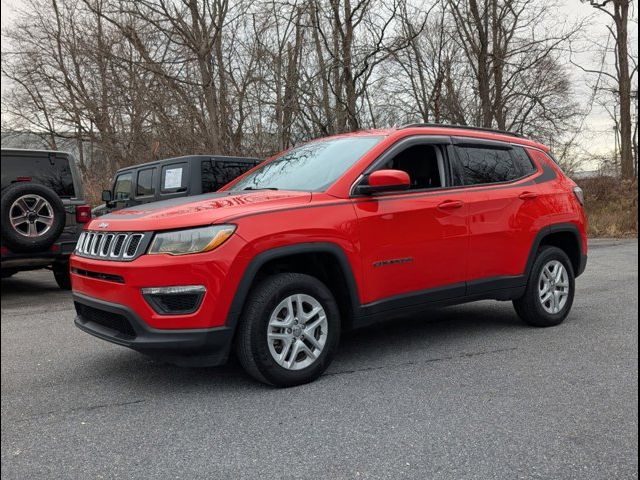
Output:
[98, 222, 109, 229]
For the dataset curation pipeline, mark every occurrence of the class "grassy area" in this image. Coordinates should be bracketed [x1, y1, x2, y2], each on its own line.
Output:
[577, 176, 638, 238]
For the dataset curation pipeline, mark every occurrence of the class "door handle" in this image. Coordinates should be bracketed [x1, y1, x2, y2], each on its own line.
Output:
[437, 200, 464, 210]
[519, 191, 539, 200]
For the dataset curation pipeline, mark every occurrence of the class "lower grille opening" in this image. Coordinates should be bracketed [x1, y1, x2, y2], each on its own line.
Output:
[75, 302, 136, 338]
[71, 268, 125, 284]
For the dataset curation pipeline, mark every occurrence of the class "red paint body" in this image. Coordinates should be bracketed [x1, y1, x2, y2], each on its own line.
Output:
[71, 127, 588, 331]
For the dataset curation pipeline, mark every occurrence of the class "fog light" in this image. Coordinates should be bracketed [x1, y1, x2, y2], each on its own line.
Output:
[141, 285, 206, 315]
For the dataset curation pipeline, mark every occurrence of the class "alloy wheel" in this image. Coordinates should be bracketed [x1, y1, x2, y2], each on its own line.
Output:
[538, 260, 570, 314]
[267, 294, 328, 370]
[9, 194, 55, 238]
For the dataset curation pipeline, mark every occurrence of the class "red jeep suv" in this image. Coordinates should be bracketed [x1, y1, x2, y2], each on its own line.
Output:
[72, 125, 588, 386]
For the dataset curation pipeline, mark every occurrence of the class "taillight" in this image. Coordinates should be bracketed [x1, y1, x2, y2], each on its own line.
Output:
[76, 205, 92, 223]
[573, 187, 585, 206]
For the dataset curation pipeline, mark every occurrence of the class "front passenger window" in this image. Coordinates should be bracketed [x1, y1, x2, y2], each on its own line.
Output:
[382, 144, 445, 190]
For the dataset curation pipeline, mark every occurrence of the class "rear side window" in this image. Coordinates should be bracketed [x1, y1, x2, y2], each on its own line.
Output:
[1, 153, 75, 197]
[512, 147, 537, 176]
[161, 163, 188, 193]
[455, 146, 521, 185]
[201, 160, 255, 193]
[136, 168, 155, 197]
[113, 173, 133, 200]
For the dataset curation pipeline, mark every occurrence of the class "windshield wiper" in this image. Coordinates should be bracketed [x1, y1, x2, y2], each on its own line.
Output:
[242, 187, 279, 191]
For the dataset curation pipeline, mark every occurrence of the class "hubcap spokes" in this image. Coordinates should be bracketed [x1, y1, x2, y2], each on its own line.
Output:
[538, 260, 570, 314]
[267, 294, 328, 371]
[9, 194, 54, 238]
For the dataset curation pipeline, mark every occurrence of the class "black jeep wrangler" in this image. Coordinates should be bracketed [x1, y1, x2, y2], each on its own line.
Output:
[95, 155, 260, 216]
[1, 149, 90, 289]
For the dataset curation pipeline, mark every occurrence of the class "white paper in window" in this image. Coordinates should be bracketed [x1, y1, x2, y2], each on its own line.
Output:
[164, 168, 183, 189]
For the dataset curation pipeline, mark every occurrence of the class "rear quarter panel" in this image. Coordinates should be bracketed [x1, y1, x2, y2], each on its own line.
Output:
[526, 148, 588, 254]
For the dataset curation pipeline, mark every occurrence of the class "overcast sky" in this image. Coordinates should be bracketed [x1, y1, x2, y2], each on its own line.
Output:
[1, 0, 637, 160]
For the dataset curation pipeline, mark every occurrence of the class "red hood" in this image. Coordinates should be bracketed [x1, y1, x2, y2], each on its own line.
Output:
[88, 191, 312, 231]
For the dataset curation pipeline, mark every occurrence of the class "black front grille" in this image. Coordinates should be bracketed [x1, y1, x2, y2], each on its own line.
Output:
[75, 231, 149, 261]
[75, 302, 136, 338]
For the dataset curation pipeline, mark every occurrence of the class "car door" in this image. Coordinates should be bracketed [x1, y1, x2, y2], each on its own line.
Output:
[450, 138, 541, 292]
[352, 136, 469, 306]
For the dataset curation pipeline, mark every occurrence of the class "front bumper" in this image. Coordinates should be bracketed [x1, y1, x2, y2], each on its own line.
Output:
[74, 292, 234, 366]
[70, 233, 248, 330]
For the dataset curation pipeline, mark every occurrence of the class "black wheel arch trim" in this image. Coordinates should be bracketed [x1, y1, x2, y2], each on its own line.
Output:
[524, 223, 586, 278]
[226, 242, 361, 329]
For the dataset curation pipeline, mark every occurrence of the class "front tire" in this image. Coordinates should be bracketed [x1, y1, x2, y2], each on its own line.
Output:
[235, 273, 340, 387]
[513, 246, 575, 327]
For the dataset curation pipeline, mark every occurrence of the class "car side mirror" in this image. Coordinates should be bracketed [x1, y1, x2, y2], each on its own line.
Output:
[101, 189, 112, 202]
[355, 169, 411, 195]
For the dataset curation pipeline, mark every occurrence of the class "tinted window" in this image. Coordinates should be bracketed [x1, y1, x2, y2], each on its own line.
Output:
[202, 160, 255, 193]
[230, 136, 382, 192]
[136, 168, 155, 196]
[456, 147, 520, 185]
[381, 144, 444, 190]
[512, 147, 537, 176]
[1, 153, 75, 197]
[113, 173, 132, 200]
[161, 163, 188, 192]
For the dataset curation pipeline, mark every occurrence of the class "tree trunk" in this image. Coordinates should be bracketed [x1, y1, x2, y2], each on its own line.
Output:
[615, 0, 634, 179]
[468, 0, 493, 127]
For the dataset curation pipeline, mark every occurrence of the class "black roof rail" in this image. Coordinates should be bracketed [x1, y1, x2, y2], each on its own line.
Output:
[399, 123, 526, 139]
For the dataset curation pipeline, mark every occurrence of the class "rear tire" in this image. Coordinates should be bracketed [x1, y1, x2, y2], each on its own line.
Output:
[513, 246, 575, 327]
[53, 260, 72, 290]
[235, 273, 340, 387]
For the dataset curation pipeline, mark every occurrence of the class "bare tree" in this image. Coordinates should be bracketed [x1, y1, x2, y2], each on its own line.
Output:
[2, 0, 585, 194]
[581, 0, 637, 179]
[447, 0, 582, 138]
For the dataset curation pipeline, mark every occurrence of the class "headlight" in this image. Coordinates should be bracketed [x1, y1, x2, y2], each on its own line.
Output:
[148, 225, 236, 255]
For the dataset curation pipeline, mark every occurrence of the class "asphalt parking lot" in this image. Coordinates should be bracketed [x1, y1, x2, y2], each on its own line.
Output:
[1, 239, 638, 479]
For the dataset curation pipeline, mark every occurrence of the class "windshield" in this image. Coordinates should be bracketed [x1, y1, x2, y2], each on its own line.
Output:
[229, 136, 383, 192]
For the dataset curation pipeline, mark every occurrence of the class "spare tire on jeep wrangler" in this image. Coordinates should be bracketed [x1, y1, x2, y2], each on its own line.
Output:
[0, 182, 66, 252]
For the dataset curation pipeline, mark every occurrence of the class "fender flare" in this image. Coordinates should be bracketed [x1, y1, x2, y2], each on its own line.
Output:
[524, 223, 586, 279]
[226, 242, 361, 329]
